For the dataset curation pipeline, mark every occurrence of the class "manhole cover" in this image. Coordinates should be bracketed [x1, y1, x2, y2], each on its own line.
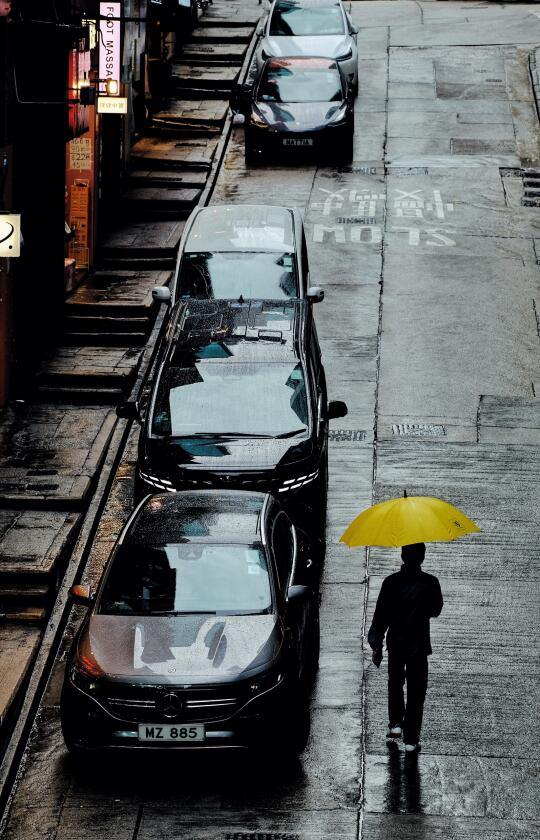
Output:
[226, 835, 300, 840]
[328, 429, 367, 442]
[392, 423, 446, 437]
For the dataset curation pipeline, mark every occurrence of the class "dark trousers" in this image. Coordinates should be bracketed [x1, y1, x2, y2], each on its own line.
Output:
[387, 650, 428, 744]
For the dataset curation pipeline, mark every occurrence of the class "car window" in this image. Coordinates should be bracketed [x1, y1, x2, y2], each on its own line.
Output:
[270, 4, 344, 36]
[151, 361, 309, 438]
[178, 252, 298, 299]
[258, 60, 342, 103]
[272, 513, 294, 594]
[99, 543, 272, 615]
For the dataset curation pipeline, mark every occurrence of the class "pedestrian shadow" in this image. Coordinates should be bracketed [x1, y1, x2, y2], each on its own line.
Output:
[383, 741, 425, 818]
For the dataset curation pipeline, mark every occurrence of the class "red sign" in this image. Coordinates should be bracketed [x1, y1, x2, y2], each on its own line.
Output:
[68, 45, 91, 139]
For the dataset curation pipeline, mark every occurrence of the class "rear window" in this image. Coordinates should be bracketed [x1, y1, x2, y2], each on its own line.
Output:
[270, 4, 344, 36]
[178, 252, 297, 300]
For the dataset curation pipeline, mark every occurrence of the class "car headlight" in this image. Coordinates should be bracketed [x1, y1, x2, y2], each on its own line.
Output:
[337, 47, 353, 61]
[249, 669, 284, 696]
[278, 469, 319, 492]
[329, 105, 348, 125]
[138, 468, 175, 491]
[250, 107, 269, 129]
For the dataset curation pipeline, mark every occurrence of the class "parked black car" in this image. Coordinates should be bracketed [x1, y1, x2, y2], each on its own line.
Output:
[151, 204, 324, 306]
[127, 299, 347, 519]
[61, 491, 320, 756]
[231, 56, 355, 164]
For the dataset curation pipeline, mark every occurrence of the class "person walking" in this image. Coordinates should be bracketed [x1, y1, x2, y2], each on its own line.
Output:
[368, 542, 443, 753]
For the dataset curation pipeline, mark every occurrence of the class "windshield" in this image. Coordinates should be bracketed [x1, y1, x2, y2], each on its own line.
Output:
[259, 61, 342, 104]
[152, 361, 308, 437]
[269, 4, 344, 36]
[99, 543, 272, 616]
[178, 252, 297, 300]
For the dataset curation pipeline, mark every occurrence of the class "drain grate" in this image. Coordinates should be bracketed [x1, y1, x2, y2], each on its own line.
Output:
[392, 423, 446, 437]
[390, 167, 429, 176]
[328, 429, 367, 442]
[225, 835, 300, 840]
[337, 217, 376, 225]
[522, 169, 540, 207]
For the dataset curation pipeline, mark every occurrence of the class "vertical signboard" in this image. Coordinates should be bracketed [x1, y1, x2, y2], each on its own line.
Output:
[69, 181, 90, 268]
[99, 3, 121, 94]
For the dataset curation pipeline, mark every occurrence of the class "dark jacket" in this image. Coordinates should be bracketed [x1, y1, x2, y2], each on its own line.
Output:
[368, 565, 443, 657]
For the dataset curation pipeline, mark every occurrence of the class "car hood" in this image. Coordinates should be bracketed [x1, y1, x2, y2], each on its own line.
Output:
[262, 35, 351, 59]
[255, 101, 344, 131]
[148, 434, 312, 471]
[83, 613, 282, 684]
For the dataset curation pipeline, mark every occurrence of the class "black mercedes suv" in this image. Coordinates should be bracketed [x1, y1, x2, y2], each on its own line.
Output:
[61, 490, 319, 756]
[128, 299, 347, 515]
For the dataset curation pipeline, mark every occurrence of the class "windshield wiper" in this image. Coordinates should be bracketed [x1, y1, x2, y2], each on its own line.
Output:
[274, 428, 307, 439]
[171, 432, 273, 440]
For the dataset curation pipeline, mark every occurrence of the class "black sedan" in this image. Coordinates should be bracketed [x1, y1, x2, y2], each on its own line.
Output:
[124, 299, 347, 525]
[231, 56, 355, 164]
[60, 491, 320, 758]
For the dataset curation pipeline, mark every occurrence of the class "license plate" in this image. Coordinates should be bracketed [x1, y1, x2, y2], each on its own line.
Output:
[138, 724, 205, 742]
[283, 138, 313, 147]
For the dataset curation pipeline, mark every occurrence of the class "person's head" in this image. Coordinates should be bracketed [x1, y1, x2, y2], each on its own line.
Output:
[401, 542, 425, 566]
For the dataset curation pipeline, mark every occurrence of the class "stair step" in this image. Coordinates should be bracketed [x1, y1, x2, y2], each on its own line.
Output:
[0, 606, 47, 623]
[0, 583, 50, 604]
[99, 256, 176, 271]
[130, 136, 217, 171]
[180, 42, 246, 63]
[66, 269, 172, 317]
[189, 25, 252, 42]
[127, 168, 208, 189]
[152, 98, 228, 129]
[35, 385, 125, 404]
[171, 63, 240, 90]
[147, 123, 221, 138]
[63, 331, 148, 347]
[100, 218, 185, 259]
[65, 314, 150, 331]
[121, 186, 201, 210]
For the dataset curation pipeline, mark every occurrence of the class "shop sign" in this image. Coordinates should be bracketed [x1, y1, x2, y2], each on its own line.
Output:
[99, 2, 122, 94]
[97, 96, 128, 114]
[0, 214, 21, 258]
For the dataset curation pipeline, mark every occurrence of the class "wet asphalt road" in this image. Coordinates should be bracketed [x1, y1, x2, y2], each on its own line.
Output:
[2, 3, 540, 839]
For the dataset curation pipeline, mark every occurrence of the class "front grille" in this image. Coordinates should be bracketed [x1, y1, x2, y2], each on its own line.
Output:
[99, 685, 243, 723]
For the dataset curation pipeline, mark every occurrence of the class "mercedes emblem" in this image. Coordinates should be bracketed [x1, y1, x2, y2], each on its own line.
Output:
[159, 692, 184, 719]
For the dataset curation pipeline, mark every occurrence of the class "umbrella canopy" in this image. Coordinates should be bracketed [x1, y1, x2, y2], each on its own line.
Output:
[340, 494, 481, 548]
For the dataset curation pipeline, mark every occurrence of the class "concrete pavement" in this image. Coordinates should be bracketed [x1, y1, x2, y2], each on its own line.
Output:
[0, 2, 539, 839]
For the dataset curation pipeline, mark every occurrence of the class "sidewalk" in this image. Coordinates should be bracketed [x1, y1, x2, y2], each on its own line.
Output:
[0, 0, 260, 740]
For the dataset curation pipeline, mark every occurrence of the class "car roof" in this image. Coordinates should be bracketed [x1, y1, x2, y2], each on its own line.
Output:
[184, 205, 295, 253]
[124, 491, 268, 545]
[167, 299, 304, 363]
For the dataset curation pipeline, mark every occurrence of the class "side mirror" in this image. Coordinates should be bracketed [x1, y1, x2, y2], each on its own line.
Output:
[287, 584, 311, 604]
[70, 584, 93, 607]
[307, 285, 324, 304]
[350, 24, 359, 35]
[116, 400, 142, 423]
[152, 286, 171, 304]
[327, 400, 348, 420]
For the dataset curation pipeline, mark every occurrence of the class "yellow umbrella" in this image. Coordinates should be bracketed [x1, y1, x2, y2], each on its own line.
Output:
[340, 492, 481, 548]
